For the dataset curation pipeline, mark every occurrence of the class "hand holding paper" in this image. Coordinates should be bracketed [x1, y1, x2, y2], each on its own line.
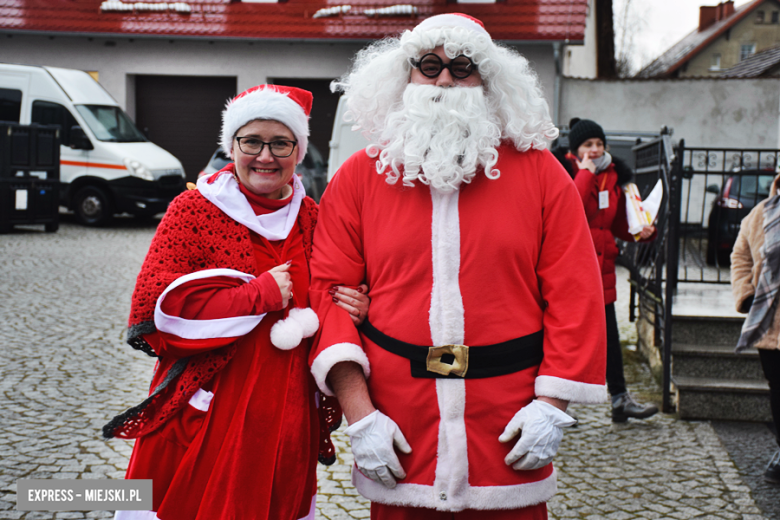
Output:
[624, 180, 662, 240]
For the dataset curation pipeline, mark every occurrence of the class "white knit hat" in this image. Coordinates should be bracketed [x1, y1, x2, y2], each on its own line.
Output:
[220, 84, 312, 164]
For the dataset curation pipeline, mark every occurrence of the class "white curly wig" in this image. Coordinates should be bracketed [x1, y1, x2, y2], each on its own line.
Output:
[332, 21, 559, 154]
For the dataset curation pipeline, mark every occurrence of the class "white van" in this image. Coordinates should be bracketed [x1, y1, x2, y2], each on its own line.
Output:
[327, 96, 370, 182]
[0, 63, 185, 225]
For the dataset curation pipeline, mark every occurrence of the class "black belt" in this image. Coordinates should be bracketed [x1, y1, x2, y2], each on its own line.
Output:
[358, 319, 544, 379]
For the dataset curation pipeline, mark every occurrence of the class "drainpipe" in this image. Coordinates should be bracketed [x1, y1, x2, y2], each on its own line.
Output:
[553, 41, 562, 127]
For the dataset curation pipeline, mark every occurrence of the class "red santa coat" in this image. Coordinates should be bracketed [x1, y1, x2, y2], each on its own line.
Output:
[309, 145, 607, 512]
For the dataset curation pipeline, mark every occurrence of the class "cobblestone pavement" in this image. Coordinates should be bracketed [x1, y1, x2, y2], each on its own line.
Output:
[0, 223, 777, 519]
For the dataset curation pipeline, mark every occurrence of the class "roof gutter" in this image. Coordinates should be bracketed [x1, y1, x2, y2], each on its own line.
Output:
[0, 28, 582, 46]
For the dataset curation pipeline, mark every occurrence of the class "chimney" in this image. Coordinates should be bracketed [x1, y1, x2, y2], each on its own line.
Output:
[721, 0, 735, 18]
[699, 1, 735, 32]
[700, 5, 717, 31]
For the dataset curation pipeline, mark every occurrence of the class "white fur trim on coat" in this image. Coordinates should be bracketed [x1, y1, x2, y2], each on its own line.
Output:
[352, 466, 557, 511]
[197, 172, 305, 241]
[154, 269, 265, 340]
[221, 87, 309, 164]
[428, 187, 471, 509]
[414, 13, 491, 39]
[535, 375, 608, 404]
[311, 342, 371, 396]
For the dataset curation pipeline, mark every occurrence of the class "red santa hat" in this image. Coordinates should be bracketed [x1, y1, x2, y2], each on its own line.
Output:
[220, 84, 313, 164]
[413, 13, 491, 40]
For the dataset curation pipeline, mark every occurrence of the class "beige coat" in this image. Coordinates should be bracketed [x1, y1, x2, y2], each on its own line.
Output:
[731, 174, 780, 350]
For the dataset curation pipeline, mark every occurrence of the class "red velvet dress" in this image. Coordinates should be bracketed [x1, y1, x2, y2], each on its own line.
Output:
[120, 177, 320, 520]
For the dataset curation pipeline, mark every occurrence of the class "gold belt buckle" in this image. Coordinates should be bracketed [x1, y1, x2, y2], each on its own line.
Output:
[426, 344, 469, 377]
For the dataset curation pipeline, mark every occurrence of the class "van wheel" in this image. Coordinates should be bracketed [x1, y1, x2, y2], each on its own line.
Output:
[74, 186, 112, 226]
[45, 222, 59, 233]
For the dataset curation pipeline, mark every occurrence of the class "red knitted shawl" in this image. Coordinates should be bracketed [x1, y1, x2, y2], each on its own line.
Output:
[103, 187, 342, 465]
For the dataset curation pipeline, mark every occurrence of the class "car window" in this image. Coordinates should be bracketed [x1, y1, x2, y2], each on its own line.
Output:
[75, 105, 146, 142]
[31, 100, 79, 146]
[0, 88, 22, 123]
[737, 174, 774, 199]
[211, 149, 232, 170]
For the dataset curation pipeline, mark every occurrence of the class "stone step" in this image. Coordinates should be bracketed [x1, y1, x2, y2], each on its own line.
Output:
[671, 315, 744, 347]
[673, 376, 772, 422]
[671, 343, 764, 380]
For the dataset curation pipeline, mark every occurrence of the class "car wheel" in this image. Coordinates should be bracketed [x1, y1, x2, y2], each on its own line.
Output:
[74, 186, 112, 226]
[44, 222, 59, 233]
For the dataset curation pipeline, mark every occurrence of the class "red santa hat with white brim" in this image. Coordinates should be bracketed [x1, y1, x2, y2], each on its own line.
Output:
[413, 13, 491, 40]
[220, 84, 313, 164]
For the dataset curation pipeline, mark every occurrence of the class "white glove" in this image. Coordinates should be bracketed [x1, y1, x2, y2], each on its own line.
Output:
[344, 410, 412, 489]
[498, 400, 576, 471]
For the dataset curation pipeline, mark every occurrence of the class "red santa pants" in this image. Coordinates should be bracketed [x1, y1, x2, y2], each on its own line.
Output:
[371, 502, 547, 519]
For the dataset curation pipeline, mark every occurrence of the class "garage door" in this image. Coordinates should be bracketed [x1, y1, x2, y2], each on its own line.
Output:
[135, 75, 236, 183]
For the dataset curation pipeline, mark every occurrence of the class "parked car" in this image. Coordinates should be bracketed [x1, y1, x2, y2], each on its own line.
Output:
[198, 142, 328, 202]
[0, 63, 186, 226]
[706, 171, 774, 265]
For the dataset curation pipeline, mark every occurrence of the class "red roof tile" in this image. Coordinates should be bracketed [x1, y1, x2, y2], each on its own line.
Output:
[0, 0, 587, 42]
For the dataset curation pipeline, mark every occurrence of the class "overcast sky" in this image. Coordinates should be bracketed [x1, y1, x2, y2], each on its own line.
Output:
[616, 0, 753, 71]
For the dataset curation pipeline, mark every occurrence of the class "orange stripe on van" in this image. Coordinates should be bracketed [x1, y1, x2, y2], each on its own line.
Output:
[61, 160, 127, 170]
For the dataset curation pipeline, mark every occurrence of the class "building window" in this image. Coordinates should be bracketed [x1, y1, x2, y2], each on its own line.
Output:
[741, 43, 757, 61]
[756, 10, 765, 23]
[710, 53, 722, 70]
[773, 11, 779, 23]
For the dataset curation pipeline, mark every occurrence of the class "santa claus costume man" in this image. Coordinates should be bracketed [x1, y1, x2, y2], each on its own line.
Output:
[103, 85, 368, 520]
[308, 14, 607, 519]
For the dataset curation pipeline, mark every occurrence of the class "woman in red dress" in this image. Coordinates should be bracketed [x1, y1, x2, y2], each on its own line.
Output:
[104, 85, 368, 520]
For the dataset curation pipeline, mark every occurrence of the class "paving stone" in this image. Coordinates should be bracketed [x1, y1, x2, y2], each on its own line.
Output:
[1, 224, 775, 520]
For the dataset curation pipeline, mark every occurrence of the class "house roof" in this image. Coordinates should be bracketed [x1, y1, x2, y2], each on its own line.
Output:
[0, 0, 588, 43]
[637, 0, 764, 78]
[719, 43, 780, 76]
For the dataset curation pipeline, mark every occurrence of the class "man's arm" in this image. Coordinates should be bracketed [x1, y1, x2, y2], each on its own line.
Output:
[328, 361, 376, 424]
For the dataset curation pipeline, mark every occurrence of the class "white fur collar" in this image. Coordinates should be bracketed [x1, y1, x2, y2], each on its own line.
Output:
[196, 172, 305, 240]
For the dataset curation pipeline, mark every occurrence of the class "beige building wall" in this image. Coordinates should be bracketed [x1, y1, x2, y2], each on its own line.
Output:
[682, 0, 780, 77]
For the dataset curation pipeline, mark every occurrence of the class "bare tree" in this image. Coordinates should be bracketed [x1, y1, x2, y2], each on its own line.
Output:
[614, 0, 647, 77]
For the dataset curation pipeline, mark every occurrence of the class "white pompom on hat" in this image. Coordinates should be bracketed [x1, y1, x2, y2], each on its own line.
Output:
[270, 307, 320, 350]
[413, 13, 491, 40]
[220, 84, 313, 164]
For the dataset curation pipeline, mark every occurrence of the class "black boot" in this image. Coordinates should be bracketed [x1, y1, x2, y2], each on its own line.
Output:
[765, 450, 780, 484]
[611, 392, 659, 423]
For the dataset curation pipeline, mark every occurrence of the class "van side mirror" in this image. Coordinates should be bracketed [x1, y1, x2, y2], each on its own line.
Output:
[70, 126, 93, 150]
[706, 184, 720, 194]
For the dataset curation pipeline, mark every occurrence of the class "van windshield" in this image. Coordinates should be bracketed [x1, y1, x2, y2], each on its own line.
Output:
[75, 105, 147, 142]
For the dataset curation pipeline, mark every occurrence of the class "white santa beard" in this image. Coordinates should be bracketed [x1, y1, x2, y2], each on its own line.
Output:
[373, 84, 502, 192]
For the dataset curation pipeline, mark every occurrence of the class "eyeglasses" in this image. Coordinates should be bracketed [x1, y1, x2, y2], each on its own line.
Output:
[411, 53, 477, 79]
[235, 136, 297, 158]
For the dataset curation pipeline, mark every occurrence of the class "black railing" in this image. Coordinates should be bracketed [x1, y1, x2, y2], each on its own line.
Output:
[622, 139, 780, 412]
[673, 143, 779, 284]
[621, 131, 676, 412]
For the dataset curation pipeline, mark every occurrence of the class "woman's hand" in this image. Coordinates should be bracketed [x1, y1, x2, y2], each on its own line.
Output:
[268, 263, 293, 307]
[330, 284, 370, 325]
[639, 225, 655, 240]
[576, 155, 596, 174]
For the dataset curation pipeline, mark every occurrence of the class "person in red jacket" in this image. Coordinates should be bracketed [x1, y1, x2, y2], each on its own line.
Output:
[555, 118, 659, 423]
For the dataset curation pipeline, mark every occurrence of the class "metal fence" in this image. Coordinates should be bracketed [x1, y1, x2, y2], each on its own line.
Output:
[673, 143, 779, 284]
[622, 138, 780, 412]
[621, 131, 676, 412]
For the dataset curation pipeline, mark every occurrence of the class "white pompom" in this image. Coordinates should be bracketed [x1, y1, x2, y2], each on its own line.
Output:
[270, 316, 303, 350]
[288, 307, 320, 338]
